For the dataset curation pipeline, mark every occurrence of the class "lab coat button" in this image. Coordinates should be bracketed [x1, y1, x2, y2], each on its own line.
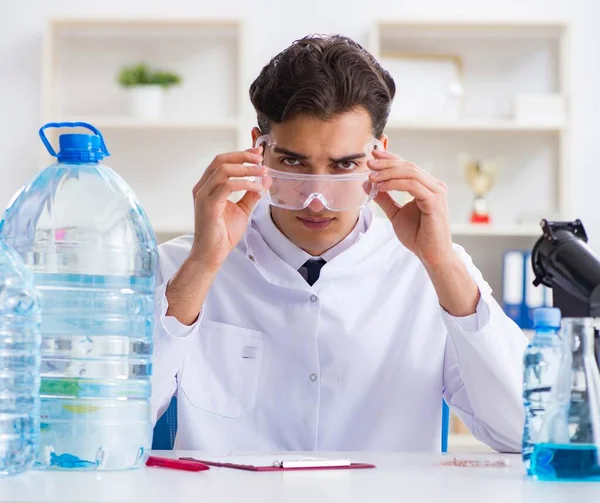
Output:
[248, 254, 255, 262]
[310, 294, 318, 302]
[310, 373, 317, 382]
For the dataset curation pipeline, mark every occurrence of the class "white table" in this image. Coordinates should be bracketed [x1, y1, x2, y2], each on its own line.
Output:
[0, 451, 598, 502]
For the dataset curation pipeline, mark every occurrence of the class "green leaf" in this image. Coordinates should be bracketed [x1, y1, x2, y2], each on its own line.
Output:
[117, 64, 182, 88]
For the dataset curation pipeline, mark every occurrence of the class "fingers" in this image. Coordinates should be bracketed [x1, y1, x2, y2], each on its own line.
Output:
[368, 159, 441, 194]
[371, 148, 401, 160]
[375, 178, 433, 202]
[211, 147, 262, 170]
[207, 163, 267, 187]
[194, 147, 263, 196]
[197, 163, 266, 202]
[367, 154, 447, 215]
[208, 178, 264, 203]
[374, 192, 401, 221]
[236, 176, 272, 217]
[236, 191, 262, 217]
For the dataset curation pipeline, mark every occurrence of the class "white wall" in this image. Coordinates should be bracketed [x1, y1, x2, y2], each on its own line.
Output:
[1, 0, 599, 244]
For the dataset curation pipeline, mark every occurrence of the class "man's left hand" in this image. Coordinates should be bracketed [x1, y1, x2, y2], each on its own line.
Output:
[368, 148, 480, 317]
[368, 149, 453, 269]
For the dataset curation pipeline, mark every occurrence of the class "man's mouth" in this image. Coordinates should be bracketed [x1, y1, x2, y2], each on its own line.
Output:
[297, 216, 335, 229]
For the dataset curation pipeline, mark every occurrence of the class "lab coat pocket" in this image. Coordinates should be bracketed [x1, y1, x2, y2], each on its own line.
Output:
[179, 320, 264, 419]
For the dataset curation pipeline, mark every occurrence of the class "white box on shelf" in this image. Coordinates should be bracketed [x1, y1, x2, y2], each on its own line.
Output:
[514, 94, 566, 126]
[381, 53, 463, 121]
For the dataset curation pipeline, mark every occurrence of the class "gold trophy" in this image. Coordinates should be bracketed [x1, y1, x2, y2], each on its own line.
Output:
[463, 157, 498, 224]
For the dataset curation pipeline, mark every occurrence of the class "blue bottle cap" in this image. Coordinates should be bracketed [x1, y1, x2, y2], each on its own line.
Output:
[57, 133, 105, 163]
[39, 122, 110, 162]
[533, 307, 561, 329]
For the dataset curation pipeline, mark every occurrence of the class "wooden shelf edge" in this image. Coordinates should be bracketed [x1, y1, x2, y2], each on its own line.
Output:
[57, 117, 241, 131]
[49, 18, 242, 28]
[385, 120, 567, 133]
[451, 224, 541, 237]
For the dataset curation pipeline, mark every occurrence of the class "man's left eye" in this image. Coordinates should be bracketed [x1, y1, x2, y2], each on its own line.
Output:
[336, 161, 357, 171]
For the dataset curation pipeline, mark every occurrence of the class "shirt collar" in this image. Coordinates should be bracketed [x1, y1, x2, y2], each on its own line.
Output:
[252, 200, 370, 271]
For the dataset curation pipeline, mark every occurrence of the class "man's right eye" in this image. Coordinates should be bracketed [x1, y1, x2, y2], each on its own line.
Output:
[281, 157, 302, 166]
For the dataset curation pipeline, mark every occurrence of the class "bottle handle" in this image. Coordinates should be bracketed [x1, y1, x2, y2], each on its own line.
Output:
[39, 122, 110, 158]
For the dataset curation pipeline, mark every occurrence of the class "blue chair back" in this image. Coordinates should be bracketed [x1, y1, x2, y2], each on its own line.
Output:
[151, 396, 451, 452]
[152, 396, 178, 450]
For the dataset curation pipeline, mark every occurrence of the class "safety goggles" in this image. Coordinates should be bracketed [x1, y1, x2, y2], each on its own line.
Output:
[254, 134, 383, 212]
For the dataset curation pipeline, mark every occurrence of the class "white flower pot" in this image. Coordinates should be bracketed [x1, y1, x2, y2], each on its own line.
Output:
[128, 85, 164, 119]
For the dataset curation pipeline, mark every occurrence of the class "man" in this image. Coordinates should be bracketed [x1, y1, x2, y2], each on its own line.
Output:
[152, 34, 527, 452]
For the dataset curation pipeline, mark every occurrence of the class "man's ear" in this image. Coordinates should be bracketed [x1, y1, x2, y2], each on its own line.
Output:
[379, 134, 388, 151]
[251, 127, 262, 147]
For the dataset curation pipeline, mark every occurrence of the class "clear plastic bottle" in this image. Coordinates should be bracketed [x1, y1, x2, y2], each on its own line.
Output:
[531, 317, 600, 480]
[0, 240, 41, 475]
[522, 307, 562, 474]
[0, 122, 157, 470]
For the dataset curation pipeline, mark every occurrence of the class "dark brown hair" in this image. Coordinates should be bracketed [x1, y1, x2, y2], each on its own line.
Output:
[249, 34, 396, 137]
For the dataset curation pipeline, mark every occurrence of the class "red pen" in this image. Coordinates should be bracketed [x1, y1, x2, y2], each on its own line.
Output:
[146, 455, 210, 472]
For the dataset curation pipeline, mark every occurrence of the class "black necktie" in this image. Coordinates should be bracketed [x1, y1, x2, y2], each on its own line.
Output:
[302, 258, 326, 286]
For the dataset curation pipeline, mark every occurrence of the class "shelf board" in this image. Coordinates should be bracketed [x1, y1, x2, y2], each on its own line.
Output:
[377, 21, 567, 39]
[385, 119, 566, 134]
[51, 18, 241, 29]
[451, 224, 542, 237]
[59, 117, 240, 131]
[50, 19, 241, 40]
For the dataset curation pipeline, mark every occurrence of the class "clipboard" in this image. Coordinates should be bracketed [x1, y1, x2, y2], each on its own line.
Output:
[179, 456, 376, 472]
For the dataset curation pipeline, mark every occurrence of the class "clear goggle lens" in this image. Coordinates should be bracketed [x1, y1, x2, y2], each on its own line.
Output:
[254, 135, 383, 212]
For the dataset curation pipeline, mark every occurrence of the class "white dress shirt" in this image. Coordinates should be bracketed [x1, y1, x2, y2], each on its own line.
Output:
[152, 200, 528, 452]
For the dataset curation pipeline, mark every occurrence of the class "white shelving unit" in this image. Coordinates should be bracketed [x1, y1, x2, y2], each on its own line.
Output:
[373, 21, 571, 226]
[371, 20, 569, 301]
[41, 18, 246, 242]
[374, 22, 569, 451]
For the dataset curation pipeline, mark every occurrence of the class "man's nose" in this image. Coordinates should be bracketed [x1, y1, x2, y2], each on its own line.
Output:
[307, 197, 326, 212]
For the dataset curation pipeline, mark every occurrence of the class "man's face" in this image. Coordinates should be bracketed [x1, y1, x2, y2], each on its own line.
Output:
[251, 108, 385, 257]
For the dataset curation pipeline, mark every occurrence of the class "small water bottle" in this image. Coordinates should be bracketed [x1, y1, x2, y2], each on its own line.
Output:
[531, 318, 600, 480]
[522, 307, 562, 474]
[0, 240, 41, 475]
[0, 122, 157, 470]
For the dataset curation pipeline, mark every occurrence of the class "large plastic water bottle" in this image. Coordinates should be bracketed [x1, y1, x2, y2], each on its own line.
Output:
[522, 307, 562, 474]
[0, 241, 40, 475]
[0, 122, 157, 470]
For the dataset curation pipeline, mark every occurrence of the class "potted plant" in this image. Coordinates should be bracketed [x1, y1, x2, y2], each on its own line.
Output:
[117, 64, 182, 119]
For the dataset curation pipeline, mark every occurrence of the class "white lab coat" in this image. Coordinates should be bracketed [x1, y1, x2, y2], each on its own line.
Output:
[152, 201, 528, 452]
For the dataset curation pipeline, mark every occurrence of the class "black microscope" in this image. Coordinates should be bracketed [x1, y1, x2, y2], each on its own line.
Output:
[531, 219, 600, 367]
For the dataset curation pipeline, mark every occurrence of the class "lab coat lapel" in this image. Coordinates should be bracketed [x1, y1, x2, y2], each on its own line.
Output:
[242, 214, 395, 290]
[244, 227, 311, 290]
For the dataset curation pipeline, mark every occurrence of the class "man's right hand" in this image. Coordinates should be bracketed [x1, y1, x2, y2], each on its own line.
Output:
[190, 146, 267, 272]
[165, 147, 268, 326]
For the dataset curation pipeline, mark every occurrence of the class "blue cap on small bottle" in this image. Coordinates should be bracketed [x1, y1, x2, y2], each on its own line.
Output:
[533, 307, 561, 329]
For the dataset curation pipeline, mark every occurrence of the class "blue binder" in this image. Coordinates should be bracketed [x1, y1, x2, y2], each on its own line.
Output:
[502, 250, 526, 327]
